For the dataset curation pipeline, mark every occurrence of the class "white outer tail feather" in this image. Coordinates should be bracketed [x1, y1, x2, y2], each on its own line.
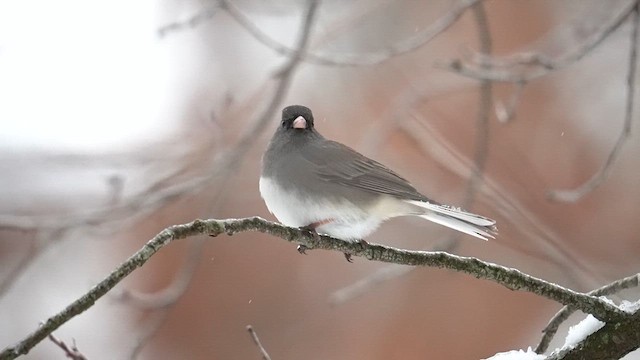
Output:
[408, 200, 497, 241]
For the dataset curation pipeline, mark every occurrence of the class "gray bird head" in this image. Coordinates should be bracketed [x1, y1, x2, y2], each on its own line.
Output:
[281, 105, 314, 131]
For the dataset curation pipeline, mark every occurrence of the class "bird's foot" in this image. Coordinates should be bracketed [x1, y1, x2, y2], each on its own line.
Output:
[297, 244, 308, 255]
[343, 239, 369, 263]
[297, 224, 322, 256]
[299, 224, 317, 234]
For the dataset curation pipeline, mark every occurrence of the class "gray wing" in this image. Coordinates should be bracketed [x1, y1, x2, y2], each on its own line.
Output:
[300, 139, 429, 202]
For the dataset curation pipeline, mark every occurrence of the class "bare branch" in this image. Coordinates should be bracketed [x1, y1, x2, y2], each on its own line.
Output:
[157, 2, 221, 37]
[246, 325, 271, 360]
[444, 0, 638, 82]
[113, 238, 204, 309]
[114, 1, 321, 355]
[128, 311, 169, 360]
[330, 0, 495, 306]
[47, 333, 87, 360]
[0, 239, 39, 298]
[215, 0, 319, 173]
[0, 216, 629, 360]
[399, 112, 601, 287]
[0, 0, 318, 236]
[463, 1, 493, 205]
[329, 263, 412, 304]
[220, 0, 481, 67]
[495, 81, 525, 123]
[548, 308, 640, 360]
[547, 3, 638, 202]
[535, 273, 640, 354]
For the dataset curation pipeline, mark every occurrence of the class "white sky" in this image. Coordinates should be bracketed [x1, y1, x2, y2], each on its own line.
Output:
[0, 0, 178, 152]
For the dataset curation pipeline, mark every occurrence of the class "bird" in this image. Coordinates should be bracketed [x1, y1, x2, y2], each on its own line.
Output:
[259, 105, 496, 259]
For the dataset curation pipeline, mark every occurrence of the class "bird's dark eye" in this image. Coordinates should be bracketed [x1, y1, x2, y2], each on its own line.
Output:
[281, 120, 287, 128]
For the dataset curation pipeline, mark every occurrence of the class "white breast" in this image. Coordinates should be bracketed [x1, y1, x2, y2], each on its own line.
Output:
[259, 177, 413, 241]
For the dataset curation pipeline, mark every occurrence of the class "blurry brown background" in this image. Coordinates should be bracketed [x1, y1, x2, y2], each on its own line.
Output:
[1, 0, 640, 359]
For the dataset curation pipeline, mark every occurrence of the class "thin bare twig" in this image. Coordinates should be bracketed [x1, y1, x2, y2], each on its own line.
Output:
[535, 272, 640, 354]
[399, 112, 600, 286]
[462, 1, 493, 205]
[114, 238, 205, 309]
[157, 2, 221, 37]
[0, 216, 628, 360]
[445, 0, 638, 82]
[7, 0, 319, 350]
[495, 81, 525, 123]
[330, 1, 494, 305]
[128, 311, 170, 360]
[547, 3, 638, 202]
[0, 238, 38, 298]
[47, 333, 87, 360]
[215, 0, 319, 169]
[220, 0, 481, 67]
[246, 325, 271, 360]
[118, 1, 321, 356]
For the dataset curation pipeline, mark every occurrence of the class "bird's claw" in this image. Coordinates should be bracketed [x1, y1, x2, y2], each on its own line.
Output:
[297, 244, 308, 255]
[343, 240, 368, 263]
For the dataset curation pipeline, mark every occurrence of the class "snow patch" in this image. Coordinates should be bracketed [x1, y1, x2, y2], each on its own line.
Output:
[484, 348, 545, 360]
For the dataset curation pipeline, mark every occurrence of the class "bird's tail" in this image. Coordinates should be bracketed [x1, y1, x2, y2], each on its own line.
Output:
[408, 201, 497, 241]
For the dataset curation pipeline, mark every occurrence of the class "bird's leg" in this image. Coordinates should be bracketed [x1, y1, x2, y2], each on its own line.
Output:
[343, 239, 369, 263]
[297, 219, 334, 255]
[297, 244, 309, 255]
[296, 225, 314, 255]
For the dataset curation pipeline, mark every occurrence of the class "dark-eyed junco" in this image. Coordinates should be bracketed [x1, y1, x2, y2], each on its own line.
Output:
[260, 105, 496, 253]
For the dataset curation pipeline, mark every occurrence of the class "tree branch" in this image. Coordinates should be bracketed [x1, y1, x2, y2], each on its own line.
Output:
[463, 0, 493, 205]
[329, 0, 495, 306]
[548, 309, 640, 360]
[219, 0, 480, 67]
[113, 1, 321, 356]
[444, 0, 638, 82]
[246, 325, 271, 360]
[0, 217, 628, 360]
[546, 2, 638, 202]
[535, 273, 640, 354]
[47, 333, 86, 360]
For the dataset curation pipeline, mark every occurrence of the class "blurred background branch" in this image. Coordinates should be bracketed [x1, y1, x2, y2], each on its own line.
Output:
[1, 0, 639, 359]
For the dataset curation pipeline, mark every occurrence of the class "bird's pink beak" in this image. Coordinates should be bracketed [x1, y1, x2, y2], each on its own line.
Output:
[293, 116, 307, 129]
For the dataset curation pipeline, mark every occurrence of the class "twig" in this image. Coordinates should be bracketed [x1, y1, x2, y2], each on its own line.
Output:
[220, 0, 481, 67]
[535, 273, 640, 354]
[0, 237, 40, 298]
[157, 2, 221, 37]
[117, 1, 321, 355]
[462, 1, 493, 205]
[547, 3, 638, 202]
[114, 238, 205, 309]
[495, 81, 525, 123]
[216, 0, 319, 167]
[47, 333, 87, 360]
[0, 216, 628, 360]
[329, 263, 413, 304]
[402, 112, 601, 285]
[128, 311, 170, 360]
[445, 0, 638, 82]
[330, 0, 495, 306]
[246, 325, 271, 360]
